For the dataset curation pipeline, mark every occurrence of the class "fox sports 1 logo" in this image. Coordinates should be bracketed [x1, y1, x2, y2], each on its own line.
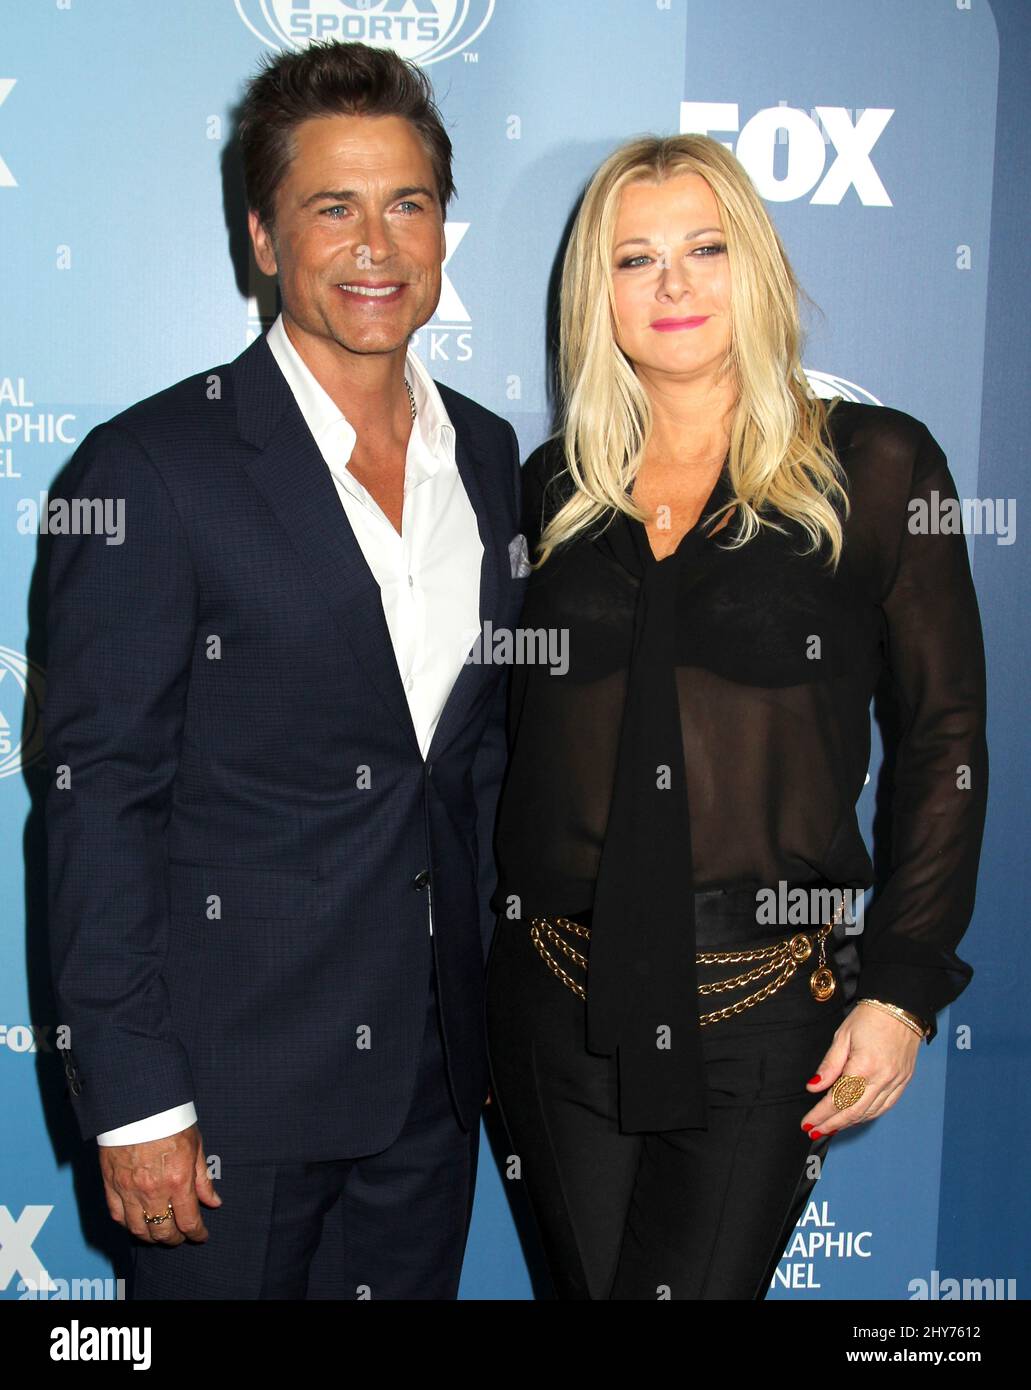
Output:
[804, 372, 882, 406]
[235, 0, 495, 64]
[0, 646, 46, 780]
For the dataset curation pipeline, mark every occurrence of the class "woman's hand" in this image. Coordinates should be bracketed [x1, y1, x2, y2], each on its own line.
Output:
[800, 1002, 923, 1139]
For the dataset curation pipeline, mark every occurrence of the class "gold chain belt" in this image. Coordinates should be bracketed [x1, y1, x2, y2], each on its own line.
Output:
[528, 904, 842, 1025]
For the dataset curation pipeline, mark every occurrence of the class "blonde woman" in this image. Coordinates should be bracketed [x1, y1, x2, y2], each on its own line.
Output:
[484, 134, 987, 1301]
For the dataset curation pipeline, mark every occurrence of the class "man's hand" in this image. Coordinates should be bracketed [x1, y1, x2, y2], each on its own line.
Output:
[98, 1124, 221, 1245]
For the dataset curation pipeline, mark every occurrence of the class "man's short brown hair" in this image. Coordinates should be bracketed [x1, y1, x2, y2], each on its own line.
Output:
[237, 39, 456, 230]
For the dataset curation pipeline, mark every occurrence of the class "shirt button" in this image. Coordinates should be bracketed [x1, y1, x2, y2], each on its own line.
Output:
[408, 574, 414, 587]
[404, 676, 414, 691]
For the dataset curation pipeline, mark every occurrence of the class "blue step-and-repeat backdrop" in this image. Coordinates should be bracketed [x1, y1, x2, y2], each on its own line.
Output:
[1, 0, 1027, 1301]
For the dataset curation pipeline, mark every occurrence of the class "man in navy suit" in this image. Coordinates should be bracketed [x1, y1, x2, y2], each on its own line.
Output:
[44, 40, 525, 1299]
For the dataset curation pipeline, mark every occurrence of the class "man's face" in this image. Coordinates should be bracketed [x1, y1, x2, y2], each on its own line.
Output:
[249, 112, 447, 357]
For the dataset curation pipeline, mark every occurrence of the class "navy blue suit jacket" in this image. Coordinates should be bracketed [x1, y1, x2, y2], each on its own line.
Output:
[44, 331, 525, 1162]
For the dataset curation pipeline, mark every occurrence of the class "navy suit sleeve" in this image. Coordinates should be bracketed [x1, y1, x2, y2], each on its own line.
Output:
[44, 422, 198, 1139]
[470, 419, 521, 960]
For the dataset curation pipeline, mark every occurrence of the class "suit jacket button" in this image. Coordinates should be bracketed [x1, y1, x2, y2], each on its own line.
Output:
[69, 1079, 83, 1097]
[412, 869, 431, 891]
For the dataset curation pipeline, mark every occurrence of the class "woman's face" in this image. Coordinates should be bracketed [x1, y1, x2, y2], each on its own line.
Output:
[610, 172, 732, 388]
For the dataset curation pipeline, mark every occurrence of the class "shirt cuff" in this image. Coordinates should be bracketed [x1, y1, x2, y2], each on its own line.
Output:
[95, 1102, 198, 1146]
[850, 960, 955, 1045]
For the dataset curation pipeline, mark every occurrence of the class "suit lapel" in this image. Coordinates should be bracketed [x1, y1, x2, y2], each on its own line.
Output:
[425, 417, 505, 761]
[234, 334, 418, 751]
[231, 333, 507, 761]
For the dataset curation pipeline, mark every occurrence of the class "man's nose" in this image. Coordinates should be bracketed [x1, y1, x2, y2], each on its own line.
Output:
[350, 215, 397, 267]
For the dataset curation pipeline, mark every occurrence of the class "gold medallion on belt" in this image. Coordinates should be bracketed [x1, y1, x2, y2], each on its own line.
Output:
[528, 903, 842, 1023]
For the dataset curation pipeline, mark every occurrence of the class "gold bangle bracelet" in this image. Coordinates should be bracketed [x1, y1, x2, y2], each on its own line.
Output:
[856, 997, 929, 1039]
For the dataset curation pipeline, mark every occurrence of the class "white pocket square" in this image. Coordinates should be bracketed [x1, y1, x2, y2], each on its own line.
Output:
[508, 532, 532, 578]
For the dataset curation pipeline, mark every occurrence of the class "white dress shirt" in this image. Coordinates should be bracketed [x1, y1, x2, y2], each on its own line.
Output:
[96, 316, 483, 1147]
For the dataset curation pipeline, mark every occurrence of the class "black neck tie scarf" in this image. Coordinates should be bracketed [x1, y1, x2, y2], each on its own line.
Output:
[587, 460, 734, 1133]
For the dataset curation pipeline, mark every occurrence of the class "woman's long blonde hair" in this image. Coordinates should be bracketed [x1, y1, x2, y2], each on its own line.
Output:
[536, 134, 848, 567]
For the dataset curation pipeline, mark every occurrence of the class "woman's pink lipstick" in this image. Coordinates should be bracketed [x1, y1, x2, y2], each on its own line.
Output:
[650, 315, 710, 332]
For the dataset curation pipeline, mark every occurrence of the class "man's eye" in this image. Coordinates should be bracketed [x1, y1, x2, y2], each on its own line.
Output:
[321, 205, 348, 218]
[397, 200, 423, 214]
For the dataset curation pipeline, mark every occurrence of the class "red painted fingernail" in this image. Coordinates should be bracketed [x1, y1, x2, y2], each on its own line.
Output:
[802, 1122, 813, 1131]
[810, 1129, 823, 1140]
[808, 1075, 821, 1085]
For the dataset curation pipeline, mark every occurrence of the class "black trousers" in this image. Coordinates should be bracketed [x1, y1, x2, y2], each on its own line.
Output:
[132, 959, 477, 1299]
[485, 891, 850, 1300]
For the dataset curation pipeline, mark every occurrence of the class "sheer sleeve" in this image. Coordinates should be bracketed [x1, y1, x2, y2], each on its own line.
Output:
[854, 422, 989, 1041]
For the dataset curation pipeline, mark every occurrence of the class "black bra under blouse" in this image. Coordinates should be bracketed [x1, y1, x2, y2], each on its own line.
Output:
[489, 399, 988, 1133]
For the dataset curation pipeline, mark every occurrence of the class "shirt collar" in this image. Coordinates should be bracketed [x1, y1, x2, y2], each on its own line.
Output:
[264, 313, 456, 488]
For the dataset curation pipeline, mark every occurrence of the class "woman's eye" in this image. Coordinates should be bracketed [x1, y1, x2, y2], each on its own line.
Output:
[617, 244, 726, 270]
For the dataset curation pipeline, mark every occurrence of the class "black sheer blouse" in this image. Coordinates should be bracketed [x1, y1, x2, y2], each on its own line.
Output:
[490, 400, 987, 1126]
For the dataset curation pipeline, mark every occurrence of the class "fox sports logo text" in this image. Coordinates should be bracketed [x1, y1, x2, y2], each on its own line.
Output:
[235, 0, 495, 64]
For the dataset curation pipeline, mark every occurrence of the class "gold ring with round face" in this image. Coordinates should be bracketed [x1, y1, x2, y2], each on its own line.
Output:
[143, 1202, 174, 1225]
[831, 1074, 867, 1111]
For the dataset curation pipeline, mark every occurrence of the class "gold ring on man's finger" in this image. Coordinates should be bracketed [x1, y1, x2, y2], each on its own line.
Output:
[142, 1202, 175, 1225]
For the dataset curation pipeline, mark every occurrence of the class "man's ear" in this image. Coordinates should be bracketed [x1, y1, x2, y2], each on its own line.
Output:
[249, 209, 278, 277]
